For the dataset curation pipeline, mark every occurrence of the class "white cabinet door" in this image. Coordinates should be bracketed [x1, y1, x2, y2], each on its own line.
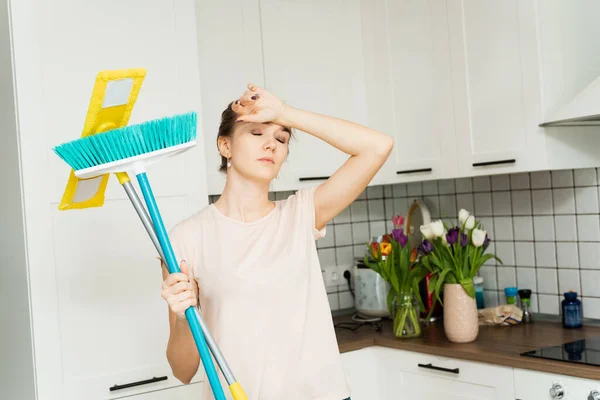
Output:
[341, 348, 382, 400]
[122, 382, 203, 400]
[514, 368, 600, 400]
[195, 0, 266, 195]
[446, 0, 546, 177]
[372, 346, 515, 400]
[385, 0, 459, 183]
[259, 0, 380, 191]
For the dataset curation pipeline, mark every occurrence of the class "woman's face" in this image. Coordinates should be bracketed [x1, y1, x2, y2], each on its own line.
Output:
[224, 121, 291, 182]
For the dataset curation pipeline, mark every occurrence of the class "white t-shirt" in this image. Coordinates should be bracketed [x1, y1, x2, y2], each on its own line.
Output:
[169, 186, 351, 400]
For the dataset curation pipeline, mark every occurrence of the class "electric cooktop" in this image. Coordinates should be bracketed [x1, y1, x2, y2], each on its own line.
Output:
[521, 336, 600, 367]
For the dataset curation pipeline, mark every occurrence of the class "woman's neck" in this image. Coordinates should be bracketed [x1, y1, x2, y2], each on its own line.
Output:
[214, 174, 274, 223]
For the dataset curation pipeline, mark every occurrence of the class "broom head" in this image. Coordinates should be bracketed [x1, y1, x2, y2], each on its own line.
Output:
[54, 112, 197, 178]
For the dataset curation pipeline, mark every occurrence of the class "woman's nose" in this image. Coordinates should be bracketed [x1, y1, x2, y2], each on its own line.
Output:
[264, 137, 277, 151]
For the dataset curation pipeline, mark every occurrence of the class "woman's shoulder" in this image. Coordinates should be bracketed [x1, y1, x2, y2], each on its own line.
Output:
[169, 204, 214, 239]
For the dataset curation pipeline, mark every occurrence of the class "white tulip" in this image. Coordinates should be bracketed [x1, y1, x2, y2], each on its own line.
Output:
[420, 223, 434, 240]
[431, 220, 445, 238]
[472, 229, 486, 247]
[442, 230, 448, 245]
[458, 209, 470, 225]
[465, 215, 475, 230]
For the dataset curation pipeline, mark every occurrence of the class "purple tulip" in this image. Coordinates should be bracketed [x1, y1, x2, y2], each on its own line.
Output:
[392, 228, 408, 247]
[446, 227, 459, 245]
[419, 240, 434, 255]
[460, 233, 468, 247]
[483, 234, 490, 250]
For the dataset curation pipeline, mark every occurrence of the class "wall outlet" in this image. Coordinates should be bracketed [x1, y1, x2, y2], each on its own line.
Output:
[322, 264, 353, 288]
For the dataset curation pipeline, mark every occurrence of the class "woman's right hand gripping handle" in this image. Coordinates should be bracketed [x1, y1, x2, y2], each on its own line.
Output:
[161, 260, 201, 384]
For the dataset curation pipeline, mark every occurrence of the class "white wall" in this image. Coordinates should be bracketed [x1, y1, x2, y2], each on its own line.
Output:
[0, 0, 36, 398]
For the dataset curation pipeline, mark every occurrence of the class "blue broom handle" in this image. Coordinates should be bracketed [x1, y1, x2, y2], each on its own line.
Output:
[136, 172, 226, 400]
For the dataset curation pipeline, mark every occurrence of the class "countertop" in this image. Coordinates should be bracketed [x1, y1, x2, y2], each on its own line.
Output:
[333, 313, 600, 380]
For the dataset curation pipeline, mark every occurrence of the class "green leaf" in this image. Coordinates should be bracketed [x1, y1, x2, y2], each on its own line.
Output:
[387, 288, 395, 314]
[459, 278, 476, 298]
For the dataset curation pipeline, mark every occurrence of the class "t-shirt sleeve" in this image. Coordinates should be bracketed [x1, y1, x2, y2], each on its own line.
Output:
[165, 222, 195, 280]
[294, 186, 327, 240]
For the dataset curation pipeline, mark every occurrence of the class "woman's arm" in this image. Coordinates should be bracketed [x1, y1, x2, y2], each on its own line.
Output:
[277, 106, 393, 230]
[234, 84, 394, 230]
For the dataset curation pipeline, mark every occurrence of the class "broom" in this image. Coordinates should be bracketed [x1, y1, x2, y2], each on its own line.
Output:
[53, 112, 247, 400]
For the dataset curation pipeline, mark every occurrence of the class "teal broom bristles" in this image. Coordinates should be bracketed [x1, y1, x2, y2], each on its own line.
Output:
[53, 111, 197, 171]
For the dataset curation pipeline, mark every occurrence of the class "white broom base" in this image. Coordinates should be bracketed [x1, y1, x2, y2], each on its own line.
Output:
[74, 141, 196, 178]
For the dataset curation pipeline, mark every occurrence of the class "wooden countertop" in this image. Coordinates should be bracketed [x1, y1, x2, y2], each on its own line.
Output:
[334, 314, 600, 380]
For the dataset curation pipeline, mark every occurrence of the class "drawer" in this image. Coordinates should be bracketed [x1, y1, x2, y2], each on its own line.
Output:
[514, 368, 600, 400]
[124, 382, 203, 400]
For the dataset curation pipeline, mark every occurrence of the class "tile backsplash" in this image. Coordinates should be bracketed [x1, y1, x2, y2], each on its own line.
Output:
[209, 167, 600, 320]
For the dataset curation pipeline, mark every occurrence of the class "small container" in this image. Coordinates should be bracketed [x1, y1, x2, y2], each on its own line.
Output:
[473, 276, 485, 309]
[504, 287, 518, 305]
[562, 291, 583, 329]
[518, 289, 532, 323]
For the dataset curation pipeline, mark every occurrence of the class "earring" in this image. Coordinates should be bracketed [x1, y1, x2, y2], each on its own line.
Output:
[227, 158, 232, 168]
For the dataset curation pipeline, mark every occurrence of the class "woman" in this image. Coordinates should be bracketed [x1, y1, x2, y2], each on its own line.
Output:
[160, 83, 393, 400]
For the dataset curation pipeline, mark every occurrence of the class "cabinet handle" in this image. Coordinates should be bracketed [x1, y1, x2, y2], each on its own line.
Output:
[417, 363, 459, 374]
[472, 159, 515, 167]
[109, 376, 168, 391]
[396, 168, 432, 175]
[299, 176, 330, 181]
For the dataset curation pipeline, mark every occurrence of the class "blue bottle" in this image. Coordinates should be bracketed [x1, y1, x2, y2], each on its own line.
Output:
[562, 291, 583, 329]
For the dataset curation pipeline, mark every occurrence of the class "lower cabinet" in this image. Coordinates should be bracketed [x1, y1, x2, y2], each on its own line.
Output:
[514, 368, 600, 400]
[119, 382, 203, 400]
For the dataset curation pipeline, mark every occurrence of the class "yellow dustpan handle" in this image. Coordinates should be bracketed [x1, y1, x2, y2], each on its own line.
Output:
[229, 382, 248, 400]
[115, 172, 131, 184]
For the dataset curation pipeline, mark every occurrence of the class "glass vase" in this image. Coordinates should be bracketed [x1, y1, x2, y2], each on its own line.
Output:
[392, 290, 422, 338]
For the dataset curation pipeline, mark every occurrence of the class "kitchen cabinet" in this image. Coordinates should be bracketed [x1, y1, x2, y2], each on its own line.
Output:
[514, 368, 600, 400]
[3, 0, 207, 399]
[341, 346, 514, 400]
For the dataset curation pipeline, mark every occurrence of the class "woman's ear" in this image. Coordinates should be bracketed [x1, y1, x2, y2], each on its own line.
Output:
[217, 136, 231, 158]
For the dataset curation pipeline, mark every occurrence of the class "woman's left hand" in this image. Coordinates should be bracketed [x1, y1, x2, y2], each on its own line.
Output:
[232, 83, 288, 125]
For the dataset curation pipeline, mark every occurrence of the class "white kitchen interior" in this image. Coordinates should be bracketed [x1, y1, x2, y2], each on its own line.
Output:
[3, 1, 600, 400]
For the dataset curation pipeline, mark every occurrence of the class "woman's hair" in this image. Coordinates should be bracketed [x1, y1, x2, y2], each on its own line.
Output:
[216, 101, 293, 173]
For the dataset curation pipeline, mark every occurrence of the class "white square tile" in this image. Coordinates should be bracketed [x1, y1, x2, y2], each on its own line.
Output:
[334, 207, 352, 224]
[558, 269, 581, 294]
[478, 217, 494, 236]
[407, 182, 422, 196]
[557, 242, 579, 269]
[515, 242, 535, 267]
[480, 266, 497, 290]
[531, 171, 552, 189]
[497, 267, 517, 289]
[491, 174, 510, 191]
[393, 183, 407, 197]
[327, 293, 340, 310]
[483, 242, 496, 266]
[439, 195, 457, 219]
[339, 291, 354, 309]
[384, 185, 393, 198]
[422, 180, 438, 195]
[336, 246, 355, 266]
[552, 170, 574, 188]
[367, 185, 384, 199]
[535, 242, 557, 267]
[423, 197, 440, 219]
[583, 298, 600, 319]
[578, 243, 600, 269]
[533, 216, 555, 241]
[351, 201, 369, 222]
[368, 199, 386, 220]
[318, 224, 335, 248]
[554, 215, 578, 241]
[352, 222, 370, 245]
[357, 189, 367, 200]
[574, 168, 597, 186]
[394, 198, 409, 217]
[577, 215, 600, 241]
[456, 194, 475, 214]
[576, 186, 599, 214]
[537, 268, 558, 294]
[512, 191, 532, 215]
[553, 188, 576, 214]
[517, 267, 537, 291]
[354, 245, 367, 258]
[510, 173, 530, 190]
[581, 270, 600, 297]
[532, 190, 553, 215]
[473, 176, 491, 192]
[386, 220, 394, 233]
[439, 179, 455, 194]
[455, 178, 473, 193]
[492, 191, 512, 215]
[334, 224, 353, 246]
[494, 217, 514, 240]
[513, 216, 533, 240]
[495, 242, 515, 266]
[538, 294, 560, 315]
[529, 294, 540, 313]
[474, 193, 493, 216]
[318, 249, 336, 266]
[370, 221, 387, 239]
[384, 199, 395, 219]
[484, 291, 499, 308]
